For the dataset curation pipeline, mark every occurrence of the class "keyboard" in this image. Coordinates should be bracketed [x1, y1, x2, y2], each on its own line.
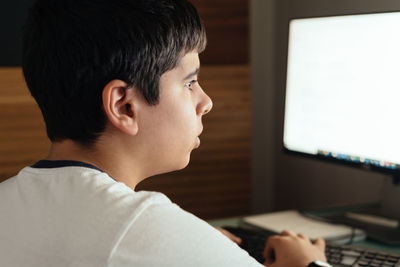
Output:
[222, 226, 400, 267]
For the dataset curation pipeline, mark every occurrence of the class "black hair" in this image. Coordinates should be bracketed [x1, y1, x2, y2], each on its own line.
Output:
[22, 0, 206, 146]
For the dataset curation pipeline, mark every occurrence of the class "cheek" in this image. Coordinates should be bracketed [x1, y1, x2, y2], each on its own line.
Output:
[144, 104, 192, 138]
[164, 105, 197, 141]
[138, 100, 198, 171]
[139, 93, 199, 148]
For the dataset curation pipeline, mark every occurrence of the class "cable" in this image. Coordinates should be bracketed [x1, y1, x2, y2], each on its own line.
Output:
[299, 210, 359, 245]
[345, 227, 356, 245]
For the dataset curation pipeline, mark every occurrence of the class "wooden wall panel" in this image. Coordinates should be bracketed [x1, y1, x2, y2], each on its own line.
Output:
[192, 0, 249, 65]
[0, 68, 50, 180]
[0, 66, 251, 220]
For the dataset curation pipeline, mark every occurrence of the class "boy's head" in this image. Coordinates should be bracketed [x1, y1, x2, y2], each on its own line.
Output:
[22, 0, 207, 147]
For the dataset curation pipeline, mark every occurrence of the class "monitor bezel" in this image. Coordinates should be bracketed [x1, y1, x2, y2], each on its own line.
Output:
[282, 10, 400, 179]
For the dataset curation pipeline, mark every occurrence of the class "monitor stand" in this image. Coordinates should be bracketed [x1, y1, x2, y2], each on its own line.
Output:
[380, 175, 400, 219]
[309, 176, 400, 245]
[342, 176, 400, 245]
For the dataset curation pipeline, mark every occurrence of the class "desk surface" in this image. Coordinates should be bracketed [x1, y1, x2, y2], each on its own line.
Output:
[208, 217, 400, 254]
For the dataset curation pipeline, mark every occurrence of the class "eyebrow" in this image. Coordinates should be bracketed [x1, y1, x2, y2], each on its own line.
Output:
[183, 68, 200, 81]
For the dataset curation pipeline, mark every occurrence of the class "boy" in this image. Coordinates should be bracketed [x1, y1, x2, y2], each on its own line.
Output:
[0, 0, 327, 266]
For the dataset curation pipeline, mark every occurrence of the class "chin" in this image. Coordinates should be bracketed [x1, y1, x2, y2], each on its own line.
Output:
[171, 152, 192, 172]
[176, 156, 191, 170]
[154, 158, 191, 177]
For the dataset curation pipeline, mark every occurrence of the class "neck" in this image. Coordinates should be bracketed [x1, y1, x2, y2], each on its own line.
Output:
[46, 139, 144, 189]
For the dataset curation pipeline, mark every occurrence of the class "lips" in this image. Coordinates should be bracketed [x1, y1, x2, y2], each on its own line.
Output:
[194, 126, 203, 148]
[195, 136, 201, 148]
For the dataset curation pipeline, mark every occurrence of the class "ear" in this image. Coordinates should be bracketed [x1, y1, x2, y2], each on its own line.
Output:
[102, 80, 138, 136]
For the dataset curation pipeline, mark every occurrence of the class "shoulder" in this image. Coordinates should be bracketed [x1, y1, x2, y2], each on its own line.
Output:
[0, 165, 172, 235]
[109, 196, 262, 267]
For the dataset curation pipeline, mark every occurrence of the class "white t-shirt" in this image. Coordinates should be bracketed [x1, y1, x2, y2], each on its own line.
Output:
[0, 160, 263, 267]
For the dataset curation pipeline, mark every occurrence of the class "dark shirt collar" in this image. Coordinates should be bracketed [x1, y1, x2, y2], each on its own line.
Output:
[31, 160, 104, 173]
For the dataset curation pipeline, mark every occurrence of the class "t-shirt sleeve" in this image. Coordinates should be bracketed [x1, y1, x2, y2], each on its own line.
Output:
[108, 198, 264, 267]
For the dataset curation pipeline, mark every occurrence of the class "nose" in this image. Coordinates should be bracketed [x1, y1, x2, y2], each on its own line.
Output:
[197, 87, 213, 115]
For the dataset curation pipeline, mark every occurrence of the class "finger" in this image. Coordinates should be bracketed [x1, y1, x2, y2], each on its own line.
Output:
[263, 237, 278, 265]
[226, 232, 242, 244]
[297, 232, 309, 241]
[280, 229, 295, 236]
[217, 228, 242, 244]
[313, 237, 326, 250]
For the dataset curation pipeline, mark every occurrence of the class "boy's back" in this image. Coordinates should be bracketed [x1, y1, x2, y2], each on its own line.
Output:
[0, 161, 260, 266]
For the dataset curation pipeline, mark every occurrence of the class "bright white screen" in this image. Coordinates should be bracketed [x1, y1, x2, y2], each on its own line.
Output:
[283, 12, 400, 165]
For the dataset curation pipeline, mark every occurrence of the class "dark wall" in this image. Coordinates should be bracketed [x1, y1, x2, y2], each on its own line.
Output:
[251, 0, 400, 213]
[274, 0, 400, 211]
[0, 0, 248, 66]
[0, 0, 34, 66]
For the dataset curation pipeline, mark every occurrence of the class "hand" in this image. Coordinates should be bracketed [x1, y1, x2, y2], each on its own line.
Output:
[215, 227, 242, 245]
[263, 230, 326, 267]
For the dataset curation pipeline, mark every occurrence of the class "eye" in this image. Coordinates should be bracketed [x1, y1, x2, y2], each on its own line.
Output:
[185, 80, 197, 91]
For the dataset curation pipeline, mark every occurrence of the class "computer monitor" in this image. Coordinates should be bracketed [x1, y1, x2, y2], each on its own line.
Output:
[282, 10, 400, 243]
